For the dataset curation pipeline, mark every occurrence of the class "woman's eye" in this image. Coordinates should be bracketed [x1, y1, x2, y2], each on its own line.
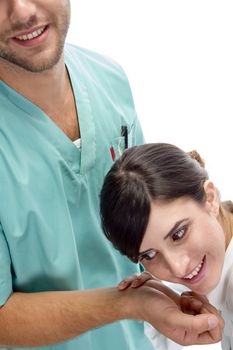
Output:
[140, 249, 157, 261]
[172, 227, 186, 241]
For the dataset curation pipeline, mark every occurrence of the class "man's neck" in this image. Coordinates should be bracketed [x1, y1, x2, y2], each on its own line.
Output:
[0, 53, 80, 141]
[0, 53, 68, 113]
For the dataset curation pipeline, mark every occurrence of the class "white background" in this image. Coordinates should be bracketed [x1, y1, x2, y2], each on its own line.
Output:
[67, 1, 233, 349]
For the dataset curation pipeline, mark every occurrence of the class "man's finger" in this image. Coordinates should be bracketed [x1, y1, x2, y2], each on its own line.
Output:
[170, 312, 220, 345]
[201, 307, 225, 330]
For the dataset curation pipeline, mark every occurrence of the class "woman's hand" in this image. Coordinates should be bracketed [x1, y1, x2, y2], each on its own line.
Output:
[118, 271, 155, 290]
[118, 271, 181, 306]
[180, 291, 224, 323]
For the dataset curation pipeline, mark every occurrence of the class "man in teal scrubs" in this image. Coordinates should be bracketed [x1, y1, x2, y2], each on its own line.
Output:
[0, 1, 222, 349]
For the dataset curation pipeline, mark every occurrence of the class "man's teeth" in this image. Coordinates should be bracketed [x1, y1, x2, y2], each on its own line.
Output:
[15, 27, 46, 41]
[184, 260, 204, 280]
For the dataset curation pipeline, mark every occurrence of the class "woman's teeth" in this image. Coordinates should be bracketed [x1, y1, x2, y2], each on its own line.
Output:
[15, 26, 46, 41]
[184, 259, 204, 280]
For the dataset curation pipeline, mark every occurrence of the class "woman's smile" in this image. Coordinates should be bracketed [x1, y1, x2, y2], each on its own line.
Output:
[181, 255, 206, 284]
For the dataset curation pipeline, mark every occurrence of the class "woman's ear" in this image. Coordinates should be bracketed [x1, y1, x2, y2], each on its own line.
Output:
[204, 180, 219, 216]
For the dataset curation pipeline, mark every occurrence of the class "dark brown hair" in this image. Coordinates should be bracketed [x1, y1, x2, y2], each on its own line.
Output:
[100, 143, 209, 262]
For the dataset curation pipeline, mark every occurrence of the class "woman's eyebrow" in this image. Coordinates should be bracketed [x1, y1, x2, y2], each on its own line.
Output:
[164, 218, 189, 240]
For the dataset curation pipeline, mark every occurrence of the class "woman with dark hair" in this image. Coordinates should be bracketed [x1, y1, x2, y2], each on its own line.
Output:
[100, 143, 233, 349]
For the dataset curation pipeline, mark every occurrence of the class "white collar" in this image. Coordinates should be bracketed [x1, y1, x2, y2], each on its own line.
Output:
[73, 138, 81, 148]
[208, 237, 233, 309]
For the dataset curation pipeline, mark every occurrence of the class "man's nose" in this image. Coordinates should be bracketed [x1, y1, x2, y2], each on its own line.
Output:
[9, 0, 37, 26]
[164, 252, 190, 278]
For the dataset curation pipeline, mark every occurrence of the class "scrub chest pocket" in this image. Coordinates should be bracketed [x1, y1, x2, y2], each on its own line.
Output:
[109, 125, 135, 161]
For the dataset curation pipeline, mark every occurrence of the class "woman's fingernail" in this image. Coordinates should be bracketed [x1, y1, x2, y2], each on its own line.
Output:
[118, 280, 127, 287]
[131, 280, 139, 287]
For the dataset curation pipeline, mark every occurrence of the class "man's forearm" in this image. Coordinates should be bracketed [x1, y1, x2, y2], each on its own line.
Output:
[0, 288, 131, 347]
[0, 283, 223, 348]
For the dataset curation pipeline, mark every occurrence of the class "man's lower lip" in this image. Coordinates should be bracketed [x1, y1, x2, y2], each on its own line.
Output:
[182, 256, 206, 284]
[11, 26, 49, 47]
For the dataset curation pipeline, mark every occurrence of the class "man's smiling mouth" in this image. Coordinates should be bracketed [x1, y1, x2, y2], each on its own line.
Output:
[14, 26, 47, 41]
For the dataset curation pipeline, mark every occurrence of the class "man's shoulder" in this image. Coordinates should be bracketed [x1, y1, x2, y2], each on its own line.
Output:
[64, 43, 126, 78]
[64, 43, 135, 113]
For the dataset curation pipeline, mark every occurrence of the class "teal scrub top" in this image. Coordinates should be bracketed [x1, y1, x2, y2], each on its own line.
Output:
[0, 44, 154, 350]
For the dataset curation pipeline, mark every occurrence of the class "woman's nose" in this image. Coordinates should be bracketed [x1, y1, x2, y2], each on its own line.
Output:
[164, 252, 190, 278]
[9, 0, 37, 27]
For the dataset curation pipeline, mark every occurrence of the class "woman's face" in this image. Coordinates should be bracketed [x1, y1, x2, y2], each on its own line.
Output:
[139, 182, 226, 294]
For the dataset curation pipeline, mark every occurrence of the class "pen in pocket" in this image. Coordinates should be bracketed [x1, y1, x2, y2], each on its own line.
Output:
[121, 125, 128, 149]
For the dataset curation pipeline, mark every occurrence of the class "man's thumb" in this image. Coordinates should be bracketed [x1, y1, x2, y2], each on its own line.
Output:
[193, 314, 219, 331]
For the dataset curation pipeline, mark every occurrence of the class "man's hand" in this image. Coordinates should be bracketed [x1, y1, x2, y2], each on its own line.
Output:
[119, 272, 224, 346]
[180, 290, 224, 343]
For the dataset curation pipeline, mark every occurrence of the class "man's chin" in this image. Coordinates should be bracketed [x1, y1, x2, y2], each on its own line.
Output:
[0, 51, 63, 73]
